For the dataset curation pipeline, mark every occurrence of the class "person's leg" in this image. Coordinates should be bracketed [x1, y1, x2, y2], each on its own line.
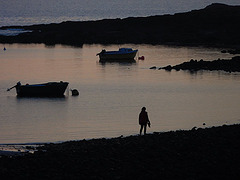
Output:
[144, 124, 147, 135]
[140, 125, 143, 135]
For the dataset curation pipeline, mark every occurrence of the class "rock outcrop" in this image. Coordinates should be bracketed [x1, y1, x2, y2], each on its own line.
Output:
[159, 56, 240, 73]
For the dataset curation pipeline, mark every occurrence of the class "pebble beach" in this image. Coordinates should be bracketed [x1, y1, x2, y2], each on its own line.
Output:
[0, 124, 240, 179]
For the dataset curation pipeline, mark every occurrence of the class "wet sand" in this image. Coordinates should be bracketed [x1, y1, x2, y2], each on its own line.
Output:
[0, 124, 240, 179]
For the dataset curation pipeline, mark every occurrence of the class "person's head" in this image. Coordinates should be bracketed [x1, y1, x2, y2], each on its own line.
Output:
[141, 107, 146, 111]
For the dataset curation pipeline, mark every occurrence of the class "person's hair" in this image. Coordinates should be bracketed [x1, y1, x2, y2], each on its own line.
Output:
[142, 107, 146, 111]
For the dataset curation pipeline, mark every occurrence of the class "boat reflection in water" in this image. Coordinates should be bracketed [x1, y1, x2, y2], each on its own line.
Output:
[7, 81, 69, 97]
[97, 48, 138, 62]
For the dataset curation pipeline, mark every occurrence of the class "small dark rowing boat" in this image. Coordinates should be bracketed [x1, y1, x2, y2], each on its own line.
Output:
[7, 81, 69, 97]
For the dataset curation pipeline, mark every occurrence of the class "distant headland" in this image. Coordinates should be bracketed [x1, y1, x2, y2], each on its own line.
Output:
[0, 3, 240, 47]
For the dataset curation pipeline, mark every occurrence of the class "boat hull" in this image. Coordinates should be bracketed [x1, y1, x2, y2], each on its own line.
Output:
[99, 51, 137, 60]
[16, 82, 69, 97]
[97, 48, 138, 61]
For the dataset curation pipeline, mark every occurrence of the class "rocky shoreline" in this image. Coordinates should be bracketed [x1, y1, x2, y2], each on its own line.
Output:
[156, 56, 240, 73]
[1, 3, 240, 47]
[0, 124, 240, 179]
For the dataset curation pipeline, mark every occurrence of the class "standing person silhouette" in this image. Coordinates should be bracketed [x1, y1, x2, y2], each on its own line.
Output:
[139, 107, 150, 135]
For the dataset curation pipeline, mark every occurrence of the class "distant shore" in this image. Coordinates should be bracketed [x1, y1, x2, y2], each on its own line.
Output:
[0, 124, 240, 179]
[1, 3, 240, 48]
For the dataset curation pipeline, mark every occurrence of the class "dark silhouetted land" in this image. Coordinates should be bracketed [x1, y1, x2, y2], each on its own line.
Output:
[1, 3, 240, 47]
[0, 124, 240, 179]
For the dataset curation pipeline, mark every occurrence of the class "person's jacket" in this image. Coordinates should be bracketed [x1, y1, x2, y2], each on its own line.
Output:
[139, 111, 149, 125]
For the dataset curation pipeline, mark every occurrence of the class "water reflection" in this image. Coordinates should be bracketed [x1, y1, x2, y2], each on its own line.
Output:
[0, 43, 240, 144]
[16, 96, 68, 102]
[181, 69, 240, 81]
[98, 59, 136, 65]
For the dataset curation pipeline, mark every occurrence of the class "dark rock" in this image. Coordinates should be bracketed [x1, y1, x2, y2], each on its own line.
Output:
[228, 49, 240, 55]
[191, 126, 197, 130]
[160, 56, 240, 72]
[150, 66, 157, 69]
[71, 89, 79, 96]
[162, 65, 172, 71]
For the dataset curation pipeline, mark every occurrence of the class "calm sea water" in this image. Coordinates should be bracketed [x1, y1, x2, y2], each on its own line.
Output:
[0, 43, 240, 144]
[1, 0, 240, 144]
[1, 0, 240, 26]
